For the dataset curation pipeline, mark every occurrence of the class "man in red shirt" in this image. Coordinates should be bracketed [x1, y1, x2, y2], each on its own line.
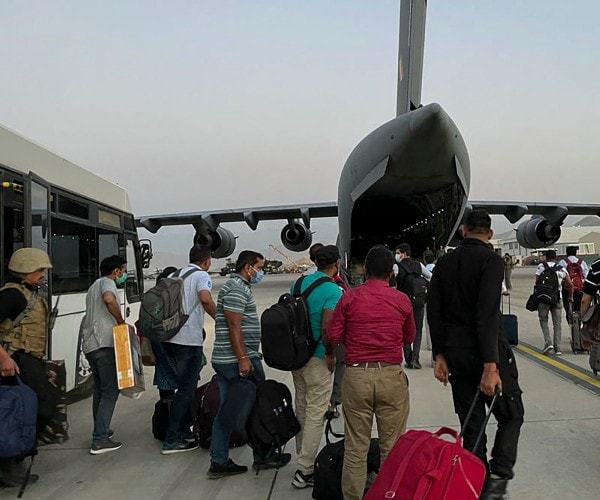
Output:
[329, 245, 415, 500]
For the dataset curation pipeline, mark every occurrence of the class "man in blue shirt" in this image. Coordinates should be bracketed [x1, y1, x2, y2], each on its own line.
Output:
[290, 245, 343, 489]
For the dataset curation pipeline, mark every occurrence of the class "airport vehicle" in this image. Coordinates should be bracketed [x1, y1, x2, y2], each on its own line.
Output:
[136, 0, 600, 282]
[0, 124, 152, 400]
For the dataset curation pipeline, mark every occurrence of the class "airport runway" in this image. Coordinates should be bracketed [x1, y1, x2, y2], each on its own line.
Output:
[15, 268, 600, 500]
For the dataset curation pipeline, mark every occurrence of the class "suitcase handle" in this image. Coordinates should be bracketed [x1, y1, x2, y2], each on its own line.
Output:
[501, 294, 511, 314]
[433, 427, 461, 444]
[460, 390, 499, 455]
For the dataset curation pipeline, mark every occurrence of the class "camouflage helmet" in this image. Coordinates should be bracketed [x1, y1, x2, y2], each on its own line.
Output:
[8, 248, 52, 274]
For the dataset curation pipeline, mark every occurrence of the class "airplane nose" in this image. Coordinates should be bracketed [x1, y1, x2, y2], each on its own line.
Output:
[408, 102, 443, 136]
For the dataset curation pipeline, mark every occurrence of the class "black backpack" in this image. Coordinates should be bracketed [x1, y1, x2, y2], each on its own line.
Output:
[138, 268, 199, 342]
[397, 260, 428, 308]
[246, 380, 300, 459]
[261, 276, 332, 371]
[312, 417, 380, 500]
[534, 263, 561, 305]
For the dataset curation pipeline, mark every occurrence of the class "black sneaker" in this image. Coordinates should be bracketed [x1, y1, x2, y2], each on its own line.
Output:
[207, 459, 248, 479]
[412, 360, 422, 369]
[291, 469, 314, 489]
[108, 429, 115, 439]
[90, 439, 122, 455]
[161, 440, 199, 455]
[252, 452, 292, 471]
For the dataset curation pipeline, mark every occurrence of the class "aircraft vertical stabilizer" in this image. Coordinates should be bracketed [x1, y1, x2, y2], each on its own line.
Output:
[397, 0, 427, 116]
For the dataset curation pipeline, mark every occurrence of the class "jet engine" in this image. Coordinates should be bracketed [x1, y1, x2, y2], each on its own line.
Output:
[281, 222, 312, 252]
[194, 227, 236, 258]
[515, 218, 561, 249]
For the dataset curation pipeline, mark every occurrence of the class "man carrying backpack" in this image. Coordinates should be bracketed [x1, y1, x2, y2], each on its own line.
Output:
[0, 247, 53, 488]
[558, 246, 588, 326]
[208, 250, 291, 478]
[394, 243, 431, 369]
[290, 245, 343, 489]
[534, 250, 573, 355]
[161, 245, 215, 454]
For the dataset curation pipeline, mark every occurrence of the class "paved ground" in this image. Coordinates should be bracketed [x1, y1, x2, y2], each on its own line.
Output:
[7, 267, 600, 500]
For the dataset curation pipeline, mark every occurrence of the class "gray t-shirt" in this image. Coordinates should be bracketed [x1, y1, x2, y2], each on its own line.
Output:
[80, 277, 120, 354]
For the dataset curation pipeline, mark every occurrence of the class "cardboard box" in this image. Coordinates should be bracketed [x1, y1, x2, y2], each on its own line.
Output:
[113, 324, 145, 396]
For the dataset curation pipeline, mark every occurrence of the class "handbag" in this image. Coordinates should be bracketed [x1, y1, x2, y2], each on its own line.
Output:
[11, 351, 69, 445]
[525, 293, 538, 312]
[582, 304, 600, 343]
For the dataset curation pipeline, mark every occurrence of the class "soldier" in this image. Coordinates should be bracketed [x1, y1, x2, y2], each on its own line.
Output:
[0, 247, 53, 488]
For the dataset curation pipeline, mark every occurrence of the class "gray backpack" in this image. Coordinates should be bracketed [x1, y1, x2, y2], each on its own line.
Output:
[138, 268, 199, 342]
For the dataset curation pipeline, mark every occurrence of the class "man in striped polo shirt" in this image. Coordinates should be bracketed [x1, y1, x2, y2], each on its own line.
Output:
[207, 250, 291, 479]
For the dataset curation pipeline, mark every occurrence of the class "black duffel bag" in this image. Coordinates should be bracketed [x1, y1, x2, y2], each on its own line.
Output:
[312, 416, 380, 500]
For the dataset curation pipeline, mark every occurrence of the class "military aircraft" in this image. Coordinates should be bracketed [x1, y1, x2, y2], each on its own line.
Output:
[136, 0, 600, 281]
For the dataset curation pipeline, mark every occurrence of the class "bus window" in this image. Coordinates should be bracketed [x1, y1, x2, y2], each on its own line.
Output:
[98, 231, 121, 264]
[51, 217, 95, 293]
[1, 176, 24, 283]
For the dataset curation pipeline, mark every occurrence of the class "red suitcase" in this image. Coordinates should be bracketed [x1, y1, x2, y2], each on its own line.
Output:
[365, 392, 497, 500]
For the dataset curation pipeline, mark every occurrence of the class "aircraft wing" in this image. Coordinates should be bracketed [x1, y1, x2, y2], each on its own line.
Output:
[468, 201, 600, 225]
[135, 202, 338, 233]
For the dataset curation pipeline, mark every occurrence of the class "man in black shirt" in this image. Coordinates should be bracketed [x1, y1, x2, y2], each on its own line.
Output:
[427, 210, 524, 500]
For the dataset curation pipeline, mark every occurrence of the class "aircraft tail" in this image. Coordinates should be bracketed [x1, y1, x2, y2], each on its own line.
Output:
[397, 0, 427, 116]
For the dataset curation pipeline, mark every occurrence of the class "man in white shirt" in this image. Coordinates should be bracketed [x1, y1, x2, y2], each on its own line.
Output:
[161, 244, 216, 455]
[535, 250, 573, 356]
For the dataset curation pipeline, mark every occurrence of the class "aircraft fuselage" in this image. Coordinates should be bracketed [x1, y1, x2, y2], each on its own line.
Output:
[337, 103, 470, 278]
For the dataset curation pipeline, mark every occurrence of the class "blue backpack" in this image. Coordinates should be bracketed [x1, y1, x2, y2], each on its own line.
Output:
[0, 376, 38, 459]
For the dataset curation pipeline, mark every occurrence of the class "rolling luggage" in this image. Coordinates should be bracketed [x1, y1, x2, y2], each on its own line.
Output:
[312, 416, 380, 500]
[570, 307, 590, 354]
[501, 295, 518, 345]
[365, 391, 498, 500]
[589, 343, 600, 376]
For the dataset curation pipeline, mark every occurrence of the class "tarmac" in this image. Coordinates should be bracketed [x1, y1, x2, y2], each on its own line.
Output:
[5, 267, 600, 500]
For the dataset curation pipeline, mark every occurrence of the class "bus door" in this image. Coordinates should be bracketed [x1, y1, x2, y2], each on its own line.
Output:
[0, 169, 25, 285]
[124, 235, 142, 322]
[25, 173, 53, 355]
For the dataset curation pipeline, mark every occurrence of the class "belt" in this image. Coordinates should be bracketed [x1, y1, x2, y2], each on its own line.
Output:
[347, 362, 401, 369]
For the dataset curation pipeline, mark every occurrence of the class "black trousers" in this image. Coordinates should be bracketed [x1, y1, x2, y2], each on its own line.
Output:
[445, 339, 524, 479]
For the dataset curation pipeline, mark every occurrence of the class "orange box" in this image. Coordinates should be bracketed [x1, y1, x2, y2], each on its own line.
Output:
[113, 324, 145, 395]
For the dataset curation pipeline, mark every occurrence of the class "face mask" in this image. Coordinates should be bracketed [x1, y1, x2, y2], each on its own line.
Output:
[394, 254, 402, 263]
[250, 269, 264, 285]
[116, 272, 128, 285]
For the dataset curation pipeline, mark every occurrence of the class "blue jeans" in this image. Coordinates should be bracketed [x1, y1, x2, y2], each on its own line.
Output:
[86, 347, 120, 443]
[210, 358, 265, 464]
[163, 343, 204, 444]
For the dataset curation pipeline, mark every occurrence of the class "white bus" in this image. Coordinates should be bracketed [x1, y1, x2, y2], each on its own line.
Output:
[0, 124, 151, 401]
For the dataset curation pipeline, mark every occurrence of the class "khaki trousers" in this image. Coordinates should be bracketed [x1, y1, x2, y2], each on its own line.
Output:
[292, 356, 334, 473]
[341, 364, 410, 500]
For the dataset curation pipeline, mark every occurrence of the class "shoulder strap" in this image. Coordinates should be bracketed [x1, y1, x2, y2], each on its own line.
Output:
[292, 275, 306, 297]
[542, 262, 549, 271]
[181, 268, 201, 280]
[292, 275, 332, 298]
[300, 276, 333, 299]
[172, 267, 201, 280]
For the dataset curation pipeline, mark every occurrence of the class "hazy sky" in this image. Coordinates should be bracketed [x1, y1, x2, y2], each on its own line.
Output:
[1, 1, 598, 254]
